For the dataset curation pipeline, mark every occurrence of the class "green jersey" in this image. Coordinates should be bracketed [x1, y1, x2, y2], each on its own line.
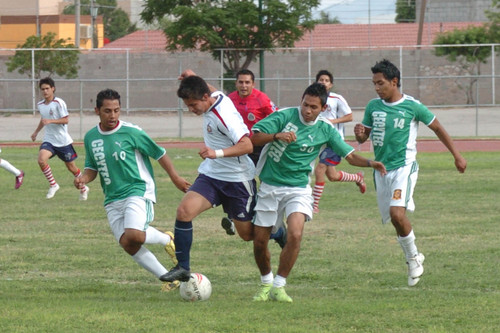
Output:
[253, 107, 354, 187]
[83, 121, 166, 205]
[362, 94, 435, 171]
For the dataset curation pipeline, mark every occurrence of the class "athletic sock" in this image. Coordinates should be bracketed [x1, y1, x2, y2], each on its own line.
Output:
[174, 219, 193, 271]
[338, 171, 362, 182]
[42, 165, 57, 186]
[398, 229, 419, 260]
[0, 159, 21, 176]
[131, 246, 168, 278]
[73, 168, 82, 177]
[145, 226, 170, 246]
[261, 272, 274, 285]
[312, 182, 325, 209]
[273, 275, 287, 288]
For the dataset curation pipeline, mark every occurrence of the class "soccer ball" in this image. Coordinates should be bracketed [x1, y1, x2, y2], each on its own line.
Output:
[179, 273, 212, 301]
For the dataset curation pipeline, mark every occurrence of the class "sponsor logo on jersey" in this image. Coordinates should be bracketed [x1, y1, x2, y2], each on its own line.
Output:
[91, 139, 111, 185]
[372, 111, 386, 146]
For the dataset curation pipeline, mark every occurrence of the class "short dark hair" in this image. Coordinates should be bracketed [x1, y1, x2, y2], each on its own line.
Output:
[96, 89, 121, 109]
[302, 82, 328, 107]
[39, 77, 55, 89]
[315, 70, 333, 84]
[236, 69, 255, 82]
[177, 76, 210, 100]
[371, 59, 401, 87]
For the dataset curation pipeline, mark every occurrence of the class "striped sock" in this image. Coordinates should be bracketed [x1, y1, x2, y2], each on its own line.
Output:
[312, 182, 325, 209]
[42, 165, 57, 186]
[174, 219, 193, 271]
[338, 171, 362, 183]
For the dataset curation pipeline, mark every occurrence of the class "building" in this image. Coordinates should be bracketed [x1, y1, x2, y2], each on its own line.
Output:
[416, 0, 493, 23]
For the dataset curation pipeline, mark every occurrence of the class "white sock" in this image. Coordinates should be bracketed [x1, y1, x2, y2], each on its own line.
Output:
[273, 275, 287, 288]
[398, 230, 419, 260]
[145, 227, 170, 246]
[0, 159, 21, 176]
[261, 272, 274, 285]
[131, 246, 168, 278]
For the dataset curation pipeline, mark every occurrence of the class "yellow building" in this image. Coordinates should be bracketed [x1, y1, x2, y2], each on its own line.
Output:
[0, 14, 104, 49]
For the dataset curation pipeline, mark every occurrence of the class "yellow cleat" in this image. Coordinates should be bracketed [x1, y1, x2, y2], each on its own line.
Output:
[161, 280, 180, 292]
[164, 231, 178, 266]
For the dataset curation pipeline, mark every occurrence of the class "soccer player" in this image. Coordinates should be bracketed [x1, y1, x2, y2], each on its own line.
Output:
[159, 74, 257, 283]
[74, 89, 190, 291]
[354, 59, 467, 286]
[31, 77, 89, 200]
[221, 69, 278, 237]
[312, 70, 366, 214]
[251, 83, 386, 302]
[0, 148, 24, 189]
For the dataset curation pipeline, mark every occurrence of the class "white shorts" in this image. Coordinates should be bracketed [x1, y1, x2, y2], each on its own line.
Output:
[104, 196, 154, 242]
[375, 161, 419, 224]
[253, 182, 313, 231]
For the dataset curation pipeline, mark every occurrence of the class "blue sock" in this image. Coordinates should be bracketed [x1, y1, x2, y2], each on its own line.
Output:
[174, 219, 193, 271]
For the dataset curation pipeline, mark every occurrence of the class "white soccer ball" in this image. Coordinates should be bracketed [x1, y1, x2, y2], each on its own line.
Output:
[179, 273, 212, 301]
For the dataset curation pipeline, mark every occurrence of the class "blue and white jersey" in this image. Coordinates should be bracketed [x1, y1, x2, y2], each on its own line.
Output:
[37, 97, 73, 147]
[198, 91, 255, 182]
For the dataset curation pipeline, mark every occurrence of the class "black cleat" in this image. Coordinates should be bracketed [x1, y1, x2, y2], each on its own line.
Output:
[160, 266, 191, 282]
[272, 226, 287, 249]
[221, 217, 236, 235]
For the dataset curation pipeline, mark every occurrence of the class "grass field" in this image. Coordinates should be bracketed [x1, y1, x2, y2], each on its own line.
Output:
[0, 146, 498, 332]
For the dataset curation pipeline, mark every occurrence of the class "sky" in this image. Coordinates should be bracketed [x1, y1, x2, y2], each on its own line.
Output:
[314, 0, 397, 24]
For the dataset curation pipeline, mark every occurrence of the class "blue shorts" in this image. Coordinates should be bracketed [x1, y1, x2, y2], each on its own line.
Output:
[189, 174, 256, 221]
[40, 142, 78, 162]
[318, 147, 342, 166]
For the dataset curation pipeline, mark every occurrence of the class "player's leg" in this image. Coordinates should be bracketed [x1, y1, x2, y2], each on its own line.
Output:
[58, 145, 89, 201]
[38, 145, 59, 198]
[144, 227, 177, 266]
[312, 162, 327, 213]
[0, 157, 24, 189]
[252, 224, 273, 301]
[324, 151, 366, 193]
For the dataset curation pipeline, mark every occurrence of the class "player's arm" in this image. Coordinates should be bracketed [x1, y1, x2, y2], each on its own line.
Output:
[42, 115, 69, 126]
[31, 119, 44, 141]
[74, 168, 98, 189]
[251, 130, 297, 145]
[428, 118, 467, 173]
[345, 152, 387, 175]
[330, 113, 353, 124]
[354, 123, 371, 143]
[199, 136, 253, 159]
[157, 153, 191, 192]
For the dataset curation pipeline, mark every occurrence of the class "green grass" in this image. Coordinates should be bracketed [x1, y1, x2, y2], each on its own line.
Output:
[0, 147, 498, 332]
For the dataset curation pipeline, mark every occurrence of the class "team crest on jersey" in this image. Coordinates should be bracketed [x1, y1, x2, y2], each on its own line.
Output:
[207, 124, 213, 133]
[247, 113, 256, 121]
[49, 110, 54, 116]
[392, 189, 402, 200]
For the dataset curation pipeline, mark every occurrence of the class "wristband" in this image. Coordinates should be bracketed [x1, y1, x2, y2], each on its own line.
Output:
[367, 159, 372, 167]
[215, 149, 224, 158]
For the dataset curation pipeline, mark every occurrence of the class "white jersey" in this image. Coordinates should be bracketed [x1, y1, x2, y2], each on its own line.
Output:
[37, 97, 73, 147]
[320, 92, 352, 139]
[198, 91, 255, 182]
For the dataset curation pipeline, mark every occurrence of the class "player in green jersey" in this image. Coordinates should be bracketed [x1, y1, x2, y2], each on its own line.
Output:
[354, 59, 467, 286]
[74, 89, 191, 291]
[251, 83, 387, 302]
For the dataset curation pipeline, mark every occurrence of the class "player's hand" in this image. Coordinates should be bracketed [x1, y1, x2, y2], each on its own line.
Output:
[74, 176, 86, 190]
[371, 160, 387, 176]
[172, 177, 191, 193]
[178, 69, 197, 80]
[275, 131, 296, 143]
[354, 123, 365, 136]
[30, 133, 37, 141]
[198, 146, 215, 159]
[455, 155, 467, 173]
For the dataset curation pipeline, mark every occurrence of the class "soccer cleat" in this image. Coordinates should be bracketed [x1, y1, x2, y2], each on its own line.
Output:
[221, 217, 235, 236]
[272, 226, 287, 249]
[313, 206, 319, 214]
[79, 185, 89, 201]
[159, 265, 190, 282]
[161, 280, 180, 292]
[164, 231, 178, 266]
[46, 183, 60, 199]
[269, 286, 293, 303]
[407, 253, 425, 286]
[355, 171, 366, 194]
[15, 170, 24, 189]
[252, 283, 272, 302]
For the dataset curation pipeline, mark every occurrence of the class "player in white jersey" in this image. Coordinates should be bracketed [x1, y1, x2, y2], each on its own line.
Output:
[31, 77, 89, 200]
[160, 73, 258, 283]
[354, 59, 467, 287]
[74, 89, 190, 291]
[0, 147, 24, 189]
[251, 83, 386, 302]
[311, 70, 366, 214]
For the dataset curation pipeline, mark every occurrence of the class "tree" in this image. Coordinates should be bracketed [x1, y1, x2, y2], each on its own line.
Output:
[140, 0, 320, 76]
[433, 25, 492, 104]
[6, 33, 80, 79]
[485, 0, 500, 43]
[319, 11, 341, 24]
[63, 0, 137, 42]
[395, 0, 416, 23]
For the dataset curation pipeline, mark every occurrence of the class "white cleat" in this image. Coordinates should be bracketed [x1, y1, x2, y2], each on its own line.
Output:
[79, 185, 89, 201]
[407, 253, 425, 286]
[46, 183, 60, 199]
